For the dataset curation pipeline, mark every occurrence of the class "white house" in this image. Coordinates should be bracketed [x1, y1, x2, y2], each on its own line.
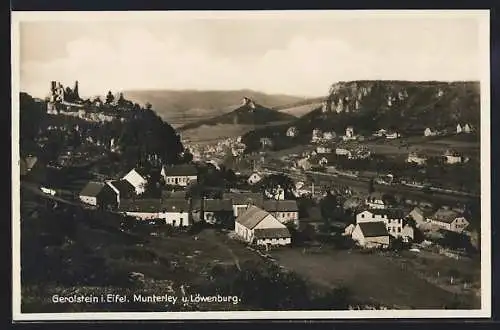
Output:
[463, 123, 473, 134]
[316, 145, 332, 154]
[424, 128, 437, 137]
[311, 129, 322, 143]
[234, 206, 292, 246]
[456, 124, 463, 134]
[345, 127, 354, 139]
[322, 131, 336, 140]
[262, 200, 299, 227]
[428, 207, 470, 233]
[407, 152, 427, 165]
[286, 126, 298, 137]
[351, 222, 390, 248]
[79, 181, 118, 209]
[223, 192, 264, 217]
[373, 129, 387, 137]
[365, 192, 387, 209]
[335, 147, 352, 158]
[247, 172, 263, 185]
[122, 168, 148, 195]
[161, 164, 198, 187]
[356, 208, 413, 241]
[443, 150, 463, 164]
[118, 198, 190, 227]
[385, 132, 401, 139]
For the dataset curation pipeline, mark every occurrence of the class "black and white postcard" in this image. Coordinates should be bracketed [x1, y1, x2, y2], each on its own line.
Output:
[11, 10, 491, 321]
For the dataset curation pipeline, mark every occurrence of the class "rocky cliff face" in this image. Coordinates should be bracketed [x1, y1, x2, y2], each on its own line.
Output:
[321, 80, 479, 120]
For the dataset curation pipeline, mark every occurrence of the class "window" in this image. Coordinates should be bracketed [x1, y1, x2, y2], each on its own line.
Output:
[179, 218, 183, 226]
[397, 227, 401, 233]
[173, 220, 177, 226]
[361, 214, 365, 218]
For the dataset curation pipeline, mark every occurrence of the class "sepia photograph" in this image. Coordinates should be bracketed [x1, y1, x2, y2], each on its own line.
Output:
[11, 10, 491, 320]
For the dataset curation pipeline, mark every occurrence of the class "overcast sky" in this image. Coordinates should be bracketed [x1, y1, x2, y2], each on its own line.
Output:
[17, 11, 484, 98]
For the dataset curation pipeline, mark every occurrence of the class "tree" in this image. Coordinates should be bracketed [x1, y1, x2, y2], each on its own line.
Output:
[368, 178, 375, 194]
[105, 91, 115, 104]
[258, 174, 295, 199]
[319, 192, 343, 225]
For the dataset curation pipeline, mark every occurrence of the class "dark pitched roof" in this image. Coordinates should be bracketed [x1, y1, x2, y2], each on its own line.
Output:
[119, 198, 190, 213]
[358, 222, 389, 237]
[203, 199, 233, 212]
[119, 198, 160, 212]
[163, 164, 198, 177]
[108, 180, 135, 196]
[431, 208, 464, 224]
[223, 192, 264, 206]
[262, 200, 299, 212]
[366, 208, 406, 219]
[236, 206, 270, 229]
[79, 181, 108, 197]
[162, 190, 188, 199]
[160, 198, 190, 212]
[254, 227, 291, 239]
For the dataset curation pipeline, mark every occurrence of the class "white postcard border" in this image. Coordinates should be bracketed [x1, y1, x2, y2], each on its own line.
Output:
[11, 9, 492, 321]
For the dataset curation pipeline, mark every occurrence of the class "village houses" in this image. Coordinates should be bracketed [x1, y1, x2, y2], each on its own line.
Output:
[161, 164, 198, 187]
[406, 152, 427, 165]
[79, 181, 118, 209]
[342, 126, 356, 141]
[424, 127, 438, 137]
[105, 179, 135, 207]
[122, 168, 149, 195]
[223, 192, 264, 217]
[365, 191, 388, 209]
[428, 207, 470, 233]
[351, 222, 390, 249]
[191, 198, 234, 225]
[356, 209, 414, 242]
[286, 126, 298, 137]
[118, 198, 191, 227]
[262, 200, 299, 227]
[443, 150, 466, 165]
[234, 205, 292, 246]
[247, 172, 263, 185]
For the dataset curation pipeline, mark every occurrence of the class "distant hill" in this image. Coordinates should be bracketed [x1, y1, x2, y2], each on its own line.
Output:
[122, 89, 309, 128]
[241, 80, 480, 153]
[179, 97, 297, 131]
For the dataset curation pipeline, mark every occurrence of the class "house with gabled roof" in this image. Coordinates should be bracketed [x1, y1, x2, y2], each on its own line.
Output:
[161, 164, 198, 187]
[356, 208, 414, 241]
[106, 179, 135, 206]
[234, 205, 291, 246]
[262, 199, 299, 227]
[122, 168, 148, 195]
[79, 181, 118, 209]
[351, 222, 390, 248]
[428, 207, 470, 233]
[223, 192, 264, 217]
[365, 191, 387, 209]
[407, 152, 427, 165]
[118, 198, 190, 226]
[192, 198, 234, 225]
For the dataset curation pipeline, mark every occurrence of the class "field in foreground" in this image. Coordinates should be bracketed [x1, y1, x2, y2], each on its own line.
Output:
[270, 247, 481, 309]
